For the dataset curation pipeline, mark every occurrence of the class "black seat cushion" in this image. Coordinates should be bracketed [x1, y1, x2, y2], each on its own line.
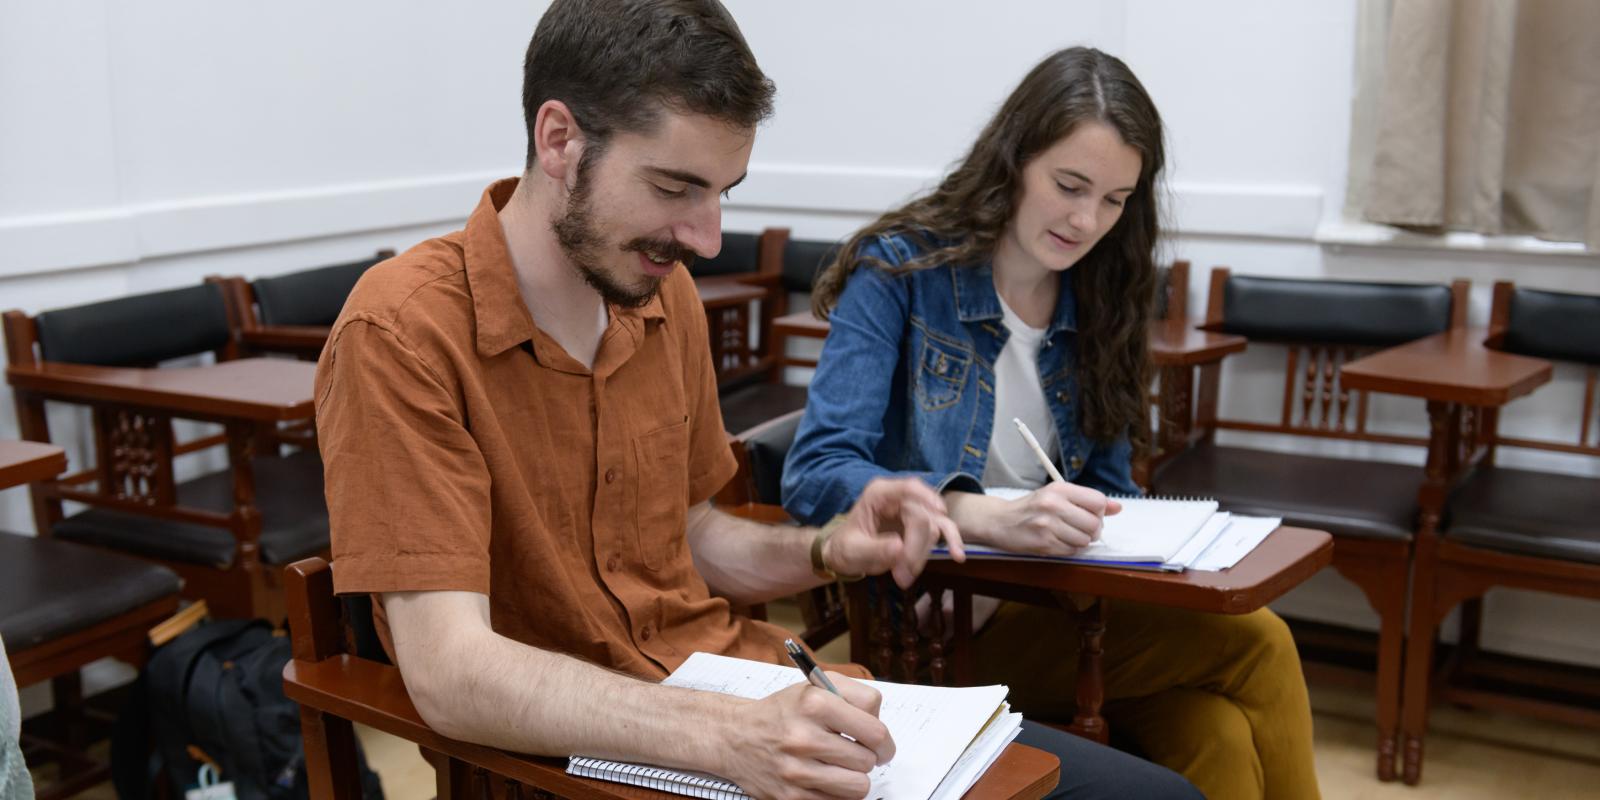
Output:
[719, 383, 808, 439]
[1151, 441, 1421, 541]
[1445, 465, 1600, 564]
[53, 449, 328, 568]
[0, 531, 181, 651]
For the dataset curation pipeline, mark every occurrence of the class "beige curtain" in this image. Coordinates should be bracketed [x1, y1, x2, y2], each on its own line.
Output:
[1360, 0, 1600, 249]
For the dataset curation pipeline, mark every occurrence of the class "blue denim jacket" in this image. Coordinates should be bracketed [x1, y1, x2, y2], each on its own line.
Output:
[781, 233, 1139, 527]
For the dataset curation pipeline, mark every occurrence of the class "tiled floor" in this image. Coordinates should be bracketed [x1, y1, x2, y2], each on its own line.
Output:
[32, 599, 1600, 799]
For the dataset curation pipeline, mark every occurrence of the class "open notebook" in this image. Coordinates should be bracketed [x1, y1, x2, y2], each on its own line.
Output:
[568, 652, 1023, 800]
[935, 488, 1220, 569]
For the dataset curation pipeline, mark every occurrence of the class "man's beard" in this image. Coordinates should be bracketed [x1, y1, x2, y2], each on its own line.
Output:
[551, 152, 697, 309]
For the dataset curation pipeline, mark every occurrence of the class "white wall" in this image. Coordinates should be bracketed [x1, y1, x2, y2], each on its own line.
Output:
[3, 1, 1598, 677]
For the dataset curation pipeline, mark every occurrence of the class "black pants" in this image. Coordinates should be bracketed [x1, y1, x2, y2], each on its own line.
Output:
[1014, 721, 1203, 800]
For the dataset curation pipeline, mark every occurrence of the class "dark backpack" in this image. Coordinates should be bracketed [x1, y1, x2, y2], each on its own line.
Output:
[113, 619, 383, 800]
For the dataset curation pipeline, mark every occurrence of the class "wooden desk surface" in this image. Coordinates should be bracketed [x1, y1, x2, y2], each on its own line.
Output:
[243, 324, 332, 350]
[923, 526, 1333, 615]
[286, 655, 1058, 800]
[1342, 328, 1552, 406]
[7, 358, 316, 422]
[0, 440, 66, 490]
[696, 281, 766, 307]
[1148, 320, 1247, 367]
[773, 310, 830, 337]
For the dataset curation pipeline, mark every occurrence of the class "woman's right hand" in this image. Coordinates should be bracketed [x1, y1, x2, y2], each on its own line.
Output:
[945, 483, 1122, 556]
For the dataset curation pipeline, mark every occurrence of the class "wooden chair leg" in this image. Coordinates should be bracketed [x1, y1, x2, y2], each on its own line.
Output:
[1372, 567, 1407, 783]
[301, 707, 363, 800]
[1400, 563, 1444, 786]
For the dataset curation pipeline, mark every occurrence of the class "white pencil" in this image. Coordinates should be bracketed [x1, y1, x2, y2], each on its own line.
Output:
[1012, 417, 1067, 484]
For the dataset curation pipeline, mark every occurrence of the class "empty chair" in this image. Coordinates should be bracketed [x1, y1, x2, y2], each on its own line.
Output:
[1149, 267, 1468, 781]
[1398, 282, 1600, 783]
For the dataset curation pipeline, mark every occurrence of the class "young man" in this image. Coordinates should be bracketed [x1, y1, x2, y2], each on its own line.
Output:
[317, 2, 1198, 798]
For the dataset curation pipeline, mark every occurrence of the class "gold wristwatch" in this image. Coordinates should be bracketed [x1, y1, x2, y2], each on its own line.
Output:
[810, 515, 863, 582]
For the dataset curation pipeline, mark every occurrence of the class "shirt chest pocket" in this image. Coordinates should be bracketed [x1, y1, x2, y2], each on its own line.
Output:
[913, 337, 971, 412]
[632, 418, 690, 571]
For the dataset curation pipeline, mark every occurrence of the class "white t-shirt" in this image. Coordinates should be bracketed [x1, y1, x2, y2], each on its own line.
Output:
[980, 296, 1059, 489]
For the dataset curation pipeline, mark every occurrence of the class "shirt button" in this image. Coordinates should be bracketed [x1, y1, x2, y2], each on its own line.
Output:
[604, 468, 617, 484]
[640, 625, 652, 641]
[605, 555, 620, 572]
[1056, 391, 1069, 404]
[1070, 456, 1085, 471]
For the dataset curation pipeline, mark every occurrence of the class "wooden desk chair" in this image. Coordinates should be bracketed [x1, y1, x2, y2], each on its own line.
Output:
[214, 249, 394, 360]
[3, 285, 328, 621]
[1397, 282, 1600, 783]
[713, 410, 847, 650]
[0, 441, 182, 800]
[689, 229, 789, 391]
[284, 558, 1059, 800]
[715, 236, 834, 433]
[1148, 268, 1468, 781]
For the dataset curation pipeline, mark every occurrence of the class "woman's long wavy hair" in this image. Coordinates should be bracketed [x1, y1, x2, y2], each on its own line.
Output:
[811, 47, 1165, 450]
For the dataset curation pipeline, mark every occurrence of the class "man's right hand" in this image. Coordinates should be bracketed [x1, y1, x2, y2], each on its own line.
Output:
[719, 672, 895, 800]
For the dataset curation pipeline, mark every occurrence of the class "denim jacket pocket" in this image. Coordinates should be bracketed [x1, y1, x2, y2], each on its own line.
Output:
[914, 336, 971, 412]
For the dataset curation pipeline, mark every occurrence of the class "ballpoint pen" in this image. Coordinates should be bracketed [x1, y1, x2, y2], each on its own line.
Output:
[784, 638, 841, 696]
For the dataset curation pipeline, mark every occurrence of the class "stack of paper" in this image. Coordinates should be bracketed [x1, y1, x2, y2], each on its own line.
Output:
[930, 488, 1281, 572]
[568, 652, 1022, 800]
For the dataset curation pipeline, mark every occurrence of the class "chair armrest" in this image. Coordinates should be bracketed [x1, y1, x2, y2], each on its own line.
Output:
[1148, 320, 1247, 367]
[6, 359, 315, 423]
[284, 656, 622, 796]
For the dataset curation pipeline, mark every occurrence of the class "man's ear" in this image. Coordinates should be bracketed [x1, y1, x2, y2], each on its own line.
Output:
[532, 99, 585, 183]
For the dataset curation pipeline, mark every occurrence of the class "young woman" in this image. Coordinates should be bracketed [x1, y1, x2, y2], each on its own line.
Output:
[783, 48, 1319, 800]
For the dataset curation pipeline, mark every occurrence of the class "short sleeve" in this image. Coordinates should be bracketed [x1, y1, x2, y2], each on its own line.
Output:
[315, 319, 494, 596]
[677, 286, 738, 505]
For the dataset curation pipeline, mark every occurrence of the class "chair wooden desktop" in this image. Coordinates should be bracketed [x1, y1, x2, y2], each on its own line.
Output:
[4, 285, 325, 620]
[283, 558, 1059, 800]
[1, 440, 182, 800]
[1146, 268, 1468, 780]
[1344, 281, 1591, 785]
[213, 248, 394, 360]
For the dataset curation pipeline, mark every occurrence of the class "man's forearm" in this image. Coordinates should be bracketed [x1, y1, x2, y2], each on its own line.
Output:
[685, 504, 823, 605]
[387, 593, 747, 773]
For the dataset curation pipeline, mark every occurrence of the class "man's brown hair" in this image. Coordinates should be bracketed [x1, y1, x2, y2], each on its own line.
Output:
[522, 0, 776, 169]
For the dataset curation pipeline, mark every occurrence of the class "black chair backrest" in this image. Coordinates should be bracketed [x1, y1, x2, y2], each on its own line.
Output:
[252, 255, 385, 327]
[745, 410, 804, 505]
[1220, 275, 1455, 347]
[782, 239, 841, 294]
[691, 232, 761, 277]
[1504, 287, 1600, 366]
[35, 283, 232, 367]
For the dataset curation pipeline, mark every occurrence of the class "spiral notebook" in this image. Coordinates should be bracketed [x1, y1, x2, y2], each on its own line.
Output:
[932, 488, 1221, 569]
[567, 652, 1020, 800]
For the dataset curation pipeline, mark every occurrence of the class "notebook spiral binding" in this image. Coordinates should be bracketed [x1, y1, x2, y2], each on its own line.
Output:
[568, 756, 748, 800]
[1107, 493, 1215, 503]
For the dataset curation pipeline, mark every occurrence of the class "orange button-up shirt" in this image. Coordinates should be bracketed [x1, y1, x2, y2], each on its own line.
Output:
[316, 178, 796, 678]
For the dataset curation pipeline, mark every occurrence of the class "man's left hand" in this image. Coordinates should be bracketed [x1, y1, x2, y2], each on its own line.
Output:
[823, 477, 966, 588]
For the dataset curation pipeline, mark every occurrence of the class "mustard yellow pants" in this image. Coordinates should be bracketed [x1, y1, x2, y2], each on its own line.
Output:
[973, 600, 1319, 800]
